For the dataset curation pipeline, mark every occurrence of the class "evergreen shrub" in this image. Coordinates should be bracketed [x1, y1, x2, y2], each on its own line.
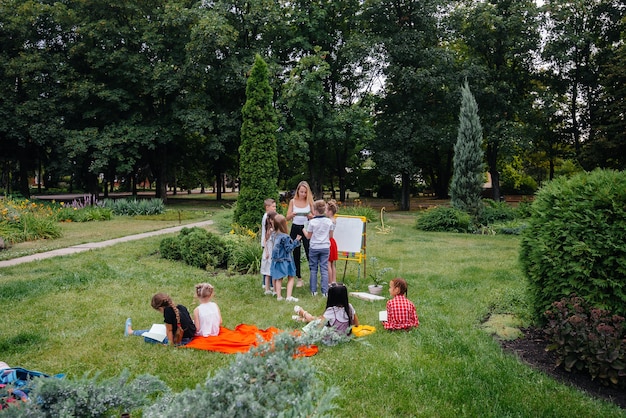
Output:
[476, 199, 516, 225]
[179, 228, 227, 270]
[159, 227, 227, 270]
[415, 206, 471, 233]
[520, 169, 626, 320]
[159, 237, 182, 261]
[143, 332, 339, 417]
[3, 371, 167, 417]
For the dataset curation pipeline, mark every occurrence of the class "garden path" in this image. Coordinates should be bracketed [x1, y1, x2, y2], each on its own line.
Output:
[0, 220, 214, 268]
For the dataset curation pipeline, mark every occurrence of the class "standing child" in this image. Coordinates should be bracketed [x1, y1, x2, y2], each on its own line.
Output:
[292, 283, 359, 336]
[125, 293, 196, 346]
[384, 278, 419, 330]
[261, 198, 277, 290]
[193, 283, 222, 337]
[260, 211, 278, 295]
[271, 214, 302, 302]
[303, 200, 334, 296]
[326, 199, 339, 285]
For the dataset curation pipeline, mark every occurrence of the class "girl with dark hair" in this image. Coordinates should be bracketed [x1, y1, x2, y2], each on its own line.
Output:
[292, 283, 359, 335]
[125, 292, 196, 346]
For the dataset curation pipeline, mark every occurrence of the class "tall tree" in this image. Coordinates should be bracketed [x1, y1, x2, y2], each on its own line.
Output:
[281, 48, 332, 198]
[450, 81, 484, 218]
[367, 0, 459, 209]
[455, 0, 541, 201]
[541, 0, 623, 168]
[579, 2, 626, 170]
[0, 1, 69, 196]
[277, 0, 375, 198]
[234, 55, 279, 229]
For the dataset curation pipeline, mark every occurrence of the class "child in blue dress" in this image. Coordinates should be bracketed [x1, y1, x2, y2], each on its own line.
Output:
[271, 214, 302, 302]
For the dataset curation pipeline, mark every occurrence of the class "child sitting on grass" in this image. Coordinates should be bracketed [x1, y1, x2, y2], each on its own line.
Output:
[125, 292, 196, 346]
[292, 283, 358, 335]
[384, 278, 419, 331]
[193, 282, 222, 337]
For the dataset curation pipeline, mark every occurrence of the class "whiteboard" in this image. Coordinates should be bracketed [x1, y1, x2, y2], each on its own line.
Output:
[333, 215, 365, 254]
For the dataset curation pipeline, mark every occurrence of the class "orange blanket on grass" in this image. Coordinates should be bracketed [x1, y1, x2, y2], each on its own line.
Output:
[183, 324, 318, 357]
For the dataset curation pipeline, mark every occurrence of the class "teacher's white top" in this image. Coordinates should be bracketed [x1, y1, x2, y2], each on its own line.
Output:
[292, 203, 310, 226]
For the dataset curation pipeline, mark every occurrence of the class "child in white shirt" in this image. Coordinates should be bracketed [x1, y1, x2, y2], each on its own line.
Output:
[302, 200, 335, 296]
[193, 282, 222, 337]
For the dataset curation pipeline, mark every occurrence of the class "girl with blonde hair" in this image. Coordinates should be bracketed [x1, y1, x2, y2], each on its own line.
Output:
[287, 181, 314, 286]
[193, 283, 222, 337]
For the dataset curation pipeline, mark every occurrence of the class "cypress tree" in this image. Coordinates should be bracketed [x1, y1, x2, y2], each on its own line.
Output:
[450, 81, 485, 219]
[233, 54, 279, 229]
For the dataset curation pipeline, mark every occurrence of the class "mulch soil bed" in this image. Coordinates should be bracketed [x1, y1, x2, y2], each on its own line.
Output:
[500, 327, 625, 409]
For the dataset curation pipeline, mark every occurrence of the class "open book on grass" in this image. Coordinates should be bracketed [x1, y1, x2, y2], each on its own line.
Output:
[141, 324, 167, 343]
[379, 310, 387, 322]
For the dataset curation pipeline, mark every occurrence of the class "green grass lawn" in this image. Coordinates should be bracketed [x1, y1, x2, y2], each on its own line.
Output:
[0, 209, 623, 417]
[0, 207, 215, 261]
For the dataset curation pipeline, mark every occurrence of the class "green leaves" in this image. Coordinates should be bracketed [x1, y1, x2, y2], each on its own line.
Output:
[520, 169, 626, 320]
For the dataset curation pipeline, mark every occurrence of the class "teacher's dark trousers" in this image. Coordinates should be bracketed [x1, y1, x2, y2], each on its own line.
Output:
[290, 224, 310, 278]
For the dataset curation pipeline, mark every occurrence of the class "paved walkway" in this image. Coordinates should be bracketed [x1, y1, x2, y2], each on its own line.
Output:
[0, 220, 214, 268]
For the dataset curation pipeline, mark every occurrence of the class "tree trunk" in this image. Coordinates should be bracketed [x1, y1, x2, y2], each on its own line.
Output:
[132, 174, 137, 197]
[155, 148, 168, 203]
[18, 160, 30, 198]
[215, 170, 222, 201]
[400, 172, 411, 211]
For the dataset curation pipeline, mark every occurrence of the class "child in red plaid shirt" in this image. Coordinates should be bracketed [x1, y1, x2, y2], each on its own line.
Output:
[384, 278, 419, 330]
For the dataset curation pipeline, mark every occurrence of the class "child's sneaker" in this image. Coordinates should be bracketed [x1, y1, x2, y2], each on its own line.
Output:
[285, 296, 299, 302]
[264, 290, 275, 295]
[276, 296, 284, 301]
[291, 315, 304, 322]
[294, 305, 302, 314]
[311, 291, 317, 297]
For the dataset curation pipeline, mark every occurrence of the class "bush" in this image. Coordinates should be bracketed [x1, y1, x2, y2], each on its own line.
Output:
[520, 169, 626, 320]
[56, 206, 112, 222]
[143, 332, 339, 417]
[476, 199, 516, 225]
[159, 237, 182, 261]
[102, 198, 165, 216]
[415, 206, 471, 233]
[160, 227, 227, 270]
[225, 235, 262, 274]
[0, 198, 61, 243]
[544, 295, 626, 387]
[3, 371, 167, 417]
[3, 333, 338, 417]
[179, 228, 227, 270]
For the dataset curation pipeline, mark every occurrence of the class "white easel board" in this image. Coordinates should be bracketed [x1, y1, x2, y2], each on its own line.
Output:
[334, 215, 366, 260]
